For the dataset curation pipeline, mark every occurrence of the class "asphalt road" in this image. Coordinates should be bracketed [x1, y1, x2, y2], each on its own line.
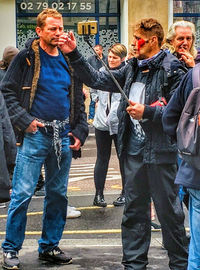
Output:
[0, 126, 189, 269]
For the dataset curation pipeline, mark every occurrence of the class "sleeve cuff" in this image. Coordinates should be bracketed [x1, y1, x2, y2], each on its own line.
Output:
[143, 105, 156, 120]
[65, 48, 82, 62]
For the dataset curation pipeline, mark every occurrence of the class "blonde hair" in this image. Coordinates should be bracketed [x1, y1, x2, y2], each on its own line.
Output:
[37, 8, 62, 28]
[108, 43, 127, 59]
[162, 20, 197, 58]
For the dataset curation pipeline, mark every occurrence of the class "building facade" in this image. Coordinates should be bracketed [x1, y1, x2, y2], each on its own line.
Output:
[0, 0, 199, 58]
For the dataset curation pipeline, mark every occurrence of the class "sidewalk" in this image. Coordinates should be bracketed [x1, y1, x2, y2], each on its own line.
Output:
[0, 239, 169, 270]
[0, 193, 170, 270]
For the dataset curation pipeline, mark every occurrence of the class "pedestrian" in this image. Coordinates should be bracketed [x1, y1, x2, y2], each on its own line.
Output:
[91, 43, 127, 207]
[0, 46, 19, 81]
[0, 46, 19, 208]
[162, 20, 198, 68]
[162, 67, 200, 270]
[59, 17, 188, 269]
[87, 44, 107, 125]
[1, 8, 88, 270]
[0, 90, 16, 205]
[162, 20, 199, 209]
[0, 46, 47, 202]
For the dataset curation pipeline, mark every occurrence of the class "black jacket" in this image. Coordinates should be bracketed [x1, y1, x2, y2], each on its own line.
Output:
[67, 49, 186, 164]
[0, 38, 88, 157]
[87, 54, 107, 70]
[0, 90, 16, 202]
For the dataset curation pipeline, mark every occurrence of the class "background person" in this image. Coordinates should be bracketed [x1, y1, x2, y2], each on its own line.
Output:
[1, 8, 88, 270]
[92, 43, 127, 207]
[87, 44, 107, 125]
[0, 90, 16, 206]
[162, 20, 198, 68]
[59, 17, 188, 270]
[0, 46, 19, 208]
[162, 67, 200, 270]
[162, 20, 199, 210]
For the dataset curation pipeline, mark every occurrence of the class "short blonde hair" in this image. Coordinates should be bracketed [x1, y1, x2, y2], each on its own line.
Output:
[108, 43, 127, 59]
[36, 8, 62, 28]
[162, 20, 197, 58]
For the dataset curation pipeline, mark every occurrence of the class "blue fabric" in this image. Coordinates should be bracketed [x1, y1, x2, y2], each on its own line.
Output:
[176, 160, 200, 190]
[88, 98, 95, 120]
[31, 47, 71, 122]
[137, 50, 163, 68]
[187, 188, 200, 269]
[2, 130, 72, 252]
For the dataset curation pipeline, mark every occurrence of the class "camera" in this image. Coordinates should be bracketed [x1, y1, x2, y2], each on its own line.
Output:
[77, 20, 98, 35]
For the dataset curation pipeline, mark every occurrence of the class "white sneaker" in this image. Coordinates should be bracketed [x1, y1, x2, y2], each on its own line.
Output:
[67, 206, 81, 219]
[68, 205, 76, 210]
[0, 203, 6, 208]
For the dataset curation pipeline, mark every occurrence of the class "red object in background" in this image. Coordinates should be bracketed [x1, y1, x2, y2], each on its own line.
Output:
[150, 97, 167, 107]
[137, 39, 146, 50]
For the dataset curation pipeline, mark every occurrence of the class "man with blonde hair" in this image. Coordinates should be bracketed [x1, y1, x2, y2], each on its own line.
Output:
[1, 8, 88, 269]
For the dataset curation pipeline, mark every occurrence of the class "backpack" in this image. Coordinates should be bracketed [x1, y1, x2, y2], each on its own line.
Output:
[176, 63, 200, 170]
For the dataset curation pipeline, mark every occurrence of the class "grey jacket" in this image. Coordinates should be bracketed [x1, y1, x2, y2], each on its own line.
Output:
[92, 67, 122, 135]
[0, 90, 16, 202]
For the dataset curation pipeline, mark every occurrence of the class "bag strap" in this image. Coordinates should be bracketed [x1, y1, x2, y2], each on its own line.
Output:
[192, 63, 200, 88]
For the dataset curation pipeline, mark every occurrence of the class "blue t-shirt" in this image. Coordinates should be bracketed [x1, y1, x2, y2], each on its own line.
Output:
[31, 47, 71, 122]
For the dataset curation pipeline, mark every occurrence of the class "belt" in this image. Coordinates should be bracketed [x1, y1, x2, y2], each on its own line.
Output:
[37, 117, 70, 169]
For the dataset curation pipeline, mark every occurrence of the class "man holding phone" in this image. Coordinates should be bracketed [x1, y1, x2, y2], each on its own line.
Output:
[1, 8, 88, 270]
[59, 18, 188, 269]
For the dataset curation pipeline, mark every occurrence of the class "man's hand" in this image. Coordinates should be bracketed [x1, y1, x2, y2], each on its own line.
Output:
[179, 50, 195, 67]
[25, 119, 44, 133]
[58, 31, 77, 54]
[126, 100, 145, 120]
[68, 132, 81, 151]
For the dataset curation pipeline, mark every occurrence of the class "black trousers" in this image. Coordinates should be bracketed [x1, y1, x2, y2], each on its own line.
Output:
[122, 154, 188, 270]
[94, 128, 125, 195]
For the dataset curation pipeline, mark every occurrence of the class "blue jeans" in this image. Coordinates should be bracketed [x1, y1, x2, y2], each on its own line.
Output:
[2, 130, 72, 253]
[88, 98, 95, 120]
[187, 188, 200, 270]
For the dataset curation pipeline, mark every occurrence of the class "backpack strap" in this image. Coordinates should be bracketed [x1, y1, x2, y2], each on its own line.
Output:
[192, 63, 200, 88]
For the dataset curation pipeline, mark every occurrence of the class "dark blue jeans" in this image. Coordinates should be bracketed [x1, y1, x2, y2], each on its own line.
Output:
[2, 130, 72, 253]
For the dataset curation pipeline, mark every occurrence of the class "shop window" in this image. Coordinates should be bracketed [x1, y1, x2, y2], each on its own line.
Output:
[16, 0, 120, 57]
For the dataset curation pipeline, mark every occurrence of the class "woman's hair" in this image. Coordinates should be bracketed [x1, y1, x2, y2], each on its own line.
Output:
[162, 20, 197, 58]
[108, 43, 127, 59]
[36, 8, 62, 29]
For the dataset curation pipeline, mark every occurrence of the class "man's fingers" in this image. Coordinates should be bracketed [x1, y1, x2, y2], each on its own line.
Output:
[129, 100, 136, 106]
[36, 121, 45, 127]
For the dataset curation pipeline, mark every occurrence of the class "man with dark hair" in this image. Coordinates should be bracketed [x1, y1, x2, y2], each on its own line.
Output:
[87, 44, 107, 125]
[59, 17, 188, 269]
[1, 8, 88, 270]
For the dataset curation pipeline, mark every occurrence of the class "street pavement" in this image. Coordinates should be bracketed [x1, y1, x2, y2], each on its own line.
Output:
[0, 126, 189, 269]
